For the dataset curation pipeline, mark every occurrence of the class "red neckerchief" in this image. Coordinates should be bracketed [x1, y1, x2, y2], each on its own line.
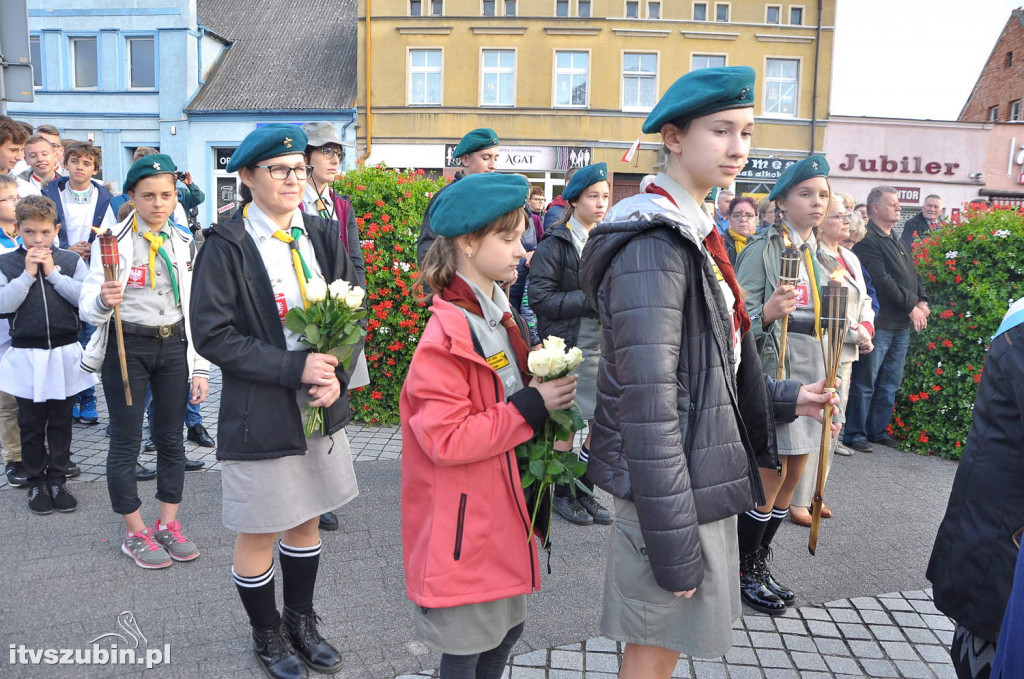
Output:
[441, 276, 532, 384]
[645, 184, 752, 336]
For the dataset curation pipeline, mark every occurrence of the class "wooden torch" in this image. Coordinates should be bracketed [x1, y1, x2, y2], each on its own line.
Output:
[98, 230, 133, 406]
[776, 232, 801, 379]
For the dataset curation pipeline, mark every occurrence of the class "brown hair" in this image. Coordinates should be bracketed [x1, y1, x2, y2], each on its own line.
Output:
[133, 146, 159, 162]
[15, 195, 59, 226]
[529, 185, 544, 198]
[0, 117, 30, 146]
[0, 174, 18, 191]
[35, 124, 61, 138]
[418, 208, 526, 300]
[23, 134, 53, 150]
[116, 201, 135, 221]
[64, 141, 102, 172]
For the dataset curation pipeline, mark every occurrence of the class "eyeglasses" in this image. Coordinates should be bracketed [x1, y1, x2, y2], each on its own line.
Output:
[317, 147, 342, 160]
[828, 214, 852, 223]
[730, 212, 756, 221]
[255, 164, 313, 180]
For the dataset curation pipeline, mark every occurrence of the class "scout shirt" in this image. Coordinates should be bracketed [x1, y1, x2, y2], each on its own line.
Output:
[243, 202, 325, 352]
[454, 272, 525, 399]
[782, 223, 820, 336]
[302, 182, 335, 221]
[119, 219, 184, 326]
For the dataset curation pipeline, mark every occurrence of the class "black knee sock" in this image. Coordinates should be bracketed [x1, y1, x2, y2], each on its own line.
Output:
[279, 541, 321, 614]
[737, 509, 770, 554]
[233, 564, 279, 630]
[762, 506, 789, 547]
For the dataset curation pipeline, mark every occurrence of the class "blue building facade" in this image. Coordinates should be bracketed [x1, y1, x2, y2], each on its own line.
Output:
[8, 0, 358, 227]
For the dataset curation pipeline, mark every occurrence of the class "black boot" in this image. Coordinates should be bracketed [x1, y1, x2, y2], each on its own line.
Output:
[739, 551, 786, 615]
[282, 606, 343, 673]
[252, 622, 307, 679]
[757, 545, 795, 605]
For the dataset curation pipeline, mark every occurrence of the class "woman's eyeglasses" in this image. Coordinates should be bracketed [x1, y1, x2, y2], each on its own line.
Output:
[318, 147, 342, 160]
[731, 212, 756, 221]
[828, 213, 852, 223]
[255, 165, 313, 180]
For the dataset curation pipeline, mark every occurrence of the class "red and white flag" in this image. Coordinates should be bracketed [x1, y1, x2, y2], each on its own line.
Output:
[621, 136, 642, 163]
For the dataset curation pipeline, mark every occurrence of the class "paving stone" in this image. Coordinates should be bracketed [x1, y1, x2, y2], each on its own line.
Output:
[823, 655, 861, 675]
[782, 634, 817, 653]
[754, 649, 793, 669]
[915, 643, 953, 664]
[671, 659, 694, 678]
[585, 652, 620, 673]
[723, 665, 763, 679]
[744, 615, 776, 632]
[584, 673, 617, 679]
[793, 672, 830, 679]
[799, 607, 832, 622]
[774, 617, 807, 636]
[824, 598, 852, 608]
[880, 640, 919, 661]
[902, 590, 929, 600]
[848, 639, 885, 659]
[585, 637, 618, 653]
[930, 662, 960, 679]
[805, 620, 841, 638]
[859, 658, 900, 677]
[512, 649, 547, 666]
[828, 608, 861, 624]
[859, 609, 894, 626]
[893, 658, 932, 678]
[869, 624, 906, 642]
[692, 660, 727, 678]
[909, 599, 942, 616]
[724, 646, 758, 666]
[747, 631, 784, 649]
[921, 614, 955, 632]
[790, 652, 828, 672]
[549, 650, 582, 670]
[903, 627, 940, 645]
[813, 637, 850, 657]
[837, 622, 872, 640]
[732, 629, 752, 647]
[550, 670, 583, 679]
[762, 671, 799, 679]
[880, 597, 914, 612]
[891, 611, 927, 628]
[850, 597, 883, 611]
[509, 668, 546, 679]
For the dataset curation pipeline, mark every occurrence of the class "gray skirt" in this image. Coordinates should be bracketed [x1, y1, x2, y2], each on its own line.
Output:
[413, 595, 527, 655]
[574, 317, 601, 421]
[221, 394, 359, 534]
[777, 332, 826, 456]
[601, 497, 740, 659]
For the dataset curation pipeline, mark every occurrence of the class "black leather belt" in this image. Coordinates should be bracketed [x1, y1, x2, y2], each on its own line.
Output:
[121, 319, 185, 339]
[788, 316, 817, 337]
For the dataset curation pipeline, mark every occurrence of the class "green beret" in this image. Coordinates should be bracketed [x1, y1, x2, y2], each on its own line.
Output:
[642, 66, 755, 134]
[452, 128, 499, 159]
[768, 154, 830, 201]
[123, 153, 177, 194]
[428, 173, 528, 237]
[562, 162, 608, 202]
[226, 124, 307, 173]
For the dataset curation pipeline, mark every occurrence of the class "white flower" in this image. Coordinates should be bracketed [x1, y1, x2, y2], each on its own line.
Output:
[995, 229, 1011, 238]
[528, 349, 555, 378]
[945, 251, 958, 259]
[399, 261, 411, 272]
[344, 284, 365, 309]
[565, 346, 584, 372]
[542, 336, 566, 353]
[549, 350, 568, 376]
[306, 278, 328, 303]
[328, 279, 352, 301]
[965, 312, 971, 318]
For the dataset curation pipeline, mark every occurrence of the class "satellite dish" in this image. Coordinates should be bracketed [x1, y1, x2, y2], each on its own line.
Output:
[1015, 148, 1024, 165]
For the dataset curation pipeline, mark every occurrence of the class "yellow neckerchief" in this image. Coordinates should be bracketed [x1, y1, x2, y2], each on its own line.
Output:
[243, 203, 311, 309]
[780, 222, 823, 340]
[727, 227, 749, 253]
[132, 213, 180, 306]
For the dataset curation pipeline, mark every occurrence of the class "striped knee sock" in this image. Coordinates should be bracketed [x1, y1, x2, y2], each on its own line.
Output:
[279, 541, 321, 615]
[762, 506, 790, 546]
[232, 564, 279, 630]
[737, 508, 771, 554]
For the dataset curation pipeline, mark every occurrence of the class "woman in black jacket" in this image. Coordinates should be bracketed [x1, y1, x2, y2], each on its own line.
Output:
[190, 125, 364, 679]
[529, 163, 612, 527]
[578, 67, 834, 679]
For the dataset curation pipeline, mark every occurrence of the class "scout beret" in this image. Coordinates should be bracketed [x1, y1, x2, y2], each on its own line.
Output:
[768, 154, 830, 201]
[428, 173, 529, 237]
[642, 66, 756, 134]
[302, 121, 343, 149]
[562, 162, 608, 202]
[123, 153, 177, 194]
[452, 128, 500, 159]
[226, 124, 307, 173]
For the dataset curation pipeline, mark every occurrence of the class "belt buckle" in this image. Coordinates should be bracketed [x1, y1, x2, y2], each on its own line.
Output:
[158, 324, 172, 338]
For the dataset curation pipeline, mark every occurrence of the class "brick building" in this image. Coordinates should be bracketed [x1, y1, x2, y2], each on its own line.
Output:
[960, 8, 1024, 123]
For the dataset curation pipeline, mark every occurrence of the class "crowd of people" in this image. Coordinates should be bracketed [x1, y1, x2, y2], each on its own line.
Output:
[1, 61, 1020, 679]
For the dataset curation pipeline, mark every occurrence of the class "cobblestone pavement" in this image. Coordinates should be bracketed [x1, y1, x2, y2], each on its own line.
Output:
[1, 372, 963, 677]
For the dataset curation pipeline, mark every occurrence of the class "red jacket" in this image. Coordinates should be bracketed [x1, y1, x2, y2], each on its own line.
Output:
[400, 297, 546, 608]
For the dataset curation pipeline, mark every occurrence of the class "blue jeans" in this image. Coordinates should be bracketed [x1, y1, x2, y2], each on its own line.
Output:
[144, 387, 202, 438]
[77, 323, 96, 401]
[844, 327, 910, 444]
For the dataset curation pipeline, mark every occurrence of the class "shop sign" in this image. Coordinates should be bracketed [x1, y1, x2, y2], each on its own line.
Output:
[894, 186, 921, 204]
[738, 157, 798, 181]
[836, 154, 961, 176]
[444, 145, 592, 171]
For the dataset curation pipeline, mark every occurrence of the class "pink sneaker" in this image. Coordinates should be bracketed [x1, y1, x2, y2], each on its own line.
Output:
[152, 520, 200, 562]
[122, 528, 172, 569]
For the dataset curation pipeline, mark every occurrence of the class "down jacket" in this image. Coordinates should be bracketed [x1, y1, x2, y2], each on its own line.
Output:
[579, 192, 799, 593]
[529, 222, 597, 347]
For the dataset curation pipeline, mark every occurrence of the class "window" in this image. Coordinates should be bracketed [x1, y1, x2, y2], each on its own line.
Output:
[127, 37, 155, 89]
[1012, 100, 1021, 121]
[692, 54, 726, 70]
[625, 1, 639, 17]
[409, 49, 442, 105]
[505, 0, 516, 14]
[1007, 52, 1014, 68]
[989, 105, 1000, 122]
[481, 49, 515, 106]
[71, 37, 98, 89]
[554, 51, 589, 107]
[765, 58, 799, 116]
[693, 2, 707, 20]
[578, 0, 591, 16]
[483, 0, 495, 15]
[30, 36, 42, 88]
[623, 53, 657, 111]
[766, 5, 780, 23]
[556, 0, 569, 15]
[410, 0, 422, 15]
[715, 3, 729, 21]
[789, 6, 803, 25]
[431, 0, 444, 15]
[648, 1, 661, 18]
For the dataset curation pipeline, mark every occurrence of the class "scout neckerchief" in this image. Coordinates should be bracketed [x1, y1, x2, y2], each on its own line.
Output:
[132, 213, 180, 306]
[67, 183, 94, 204]
[309, 180, 335, 221]
[243, 203, 312, 309]
[644, 183, 751, 335]
[780, 222, 824, 340]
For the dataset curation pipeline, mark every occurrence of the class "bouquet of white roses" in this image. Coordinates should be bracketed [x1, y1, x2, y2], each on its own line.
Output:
[285, 278, 367, 437]
[517, 336, 588, 544]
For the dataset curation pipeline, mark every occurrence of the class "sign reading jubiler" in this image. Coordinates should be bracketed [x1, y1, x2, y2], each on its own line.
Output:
[444, 145, 592, 171]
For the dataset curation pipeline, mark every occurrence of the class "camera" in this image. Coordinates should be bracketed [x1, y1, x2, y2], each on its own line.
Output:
[174, 171, 188, 181]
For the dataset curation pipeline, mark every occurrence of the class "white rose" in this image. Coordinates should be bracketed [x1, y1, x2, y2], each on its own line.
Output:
[542, 336, 566, 353]
[549, 350, 568, 376]
[306, 278, 328, 303]
[328, 279, 351, 301]
[528, 349, 555, 378]
[565, 346, 584, 372]
[344, 285, 365, 309]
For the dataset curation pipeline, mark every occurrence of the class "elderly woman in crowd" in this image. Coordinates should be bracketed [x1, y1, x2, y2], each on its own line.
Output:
[723, 196, 758, 267]
[757, 197, 777, 233]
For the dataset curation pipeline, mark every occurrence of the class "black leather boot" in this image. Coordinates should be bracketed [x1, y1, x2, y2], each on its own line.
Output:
[739, 551, 786, 615]
[282, 607, 343, 673]
[252, 622, 307, 679]
[758, 545, 795, 605]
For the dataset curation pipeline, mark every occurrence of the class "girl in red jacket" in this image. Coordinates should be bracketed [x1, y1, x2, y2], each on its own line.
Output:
[400, 172, 576, 679]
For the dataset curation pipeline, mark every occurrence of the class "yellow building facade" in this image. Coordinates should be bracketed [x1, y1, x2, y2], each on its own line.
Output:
[358, 0, 836, 200]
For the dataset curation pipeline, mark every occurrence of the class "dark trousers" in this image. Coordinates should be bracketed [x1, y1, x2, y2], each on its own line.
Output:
[102, 332, 189, 515]
[17, 395, 76, 485]
[439, 622, 524, 679]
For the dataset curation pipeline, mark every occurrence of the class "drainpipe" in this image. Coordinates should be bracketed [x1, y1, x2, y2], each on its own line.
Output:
[360, 0, 373, 162]
[809, 0, 823, 153]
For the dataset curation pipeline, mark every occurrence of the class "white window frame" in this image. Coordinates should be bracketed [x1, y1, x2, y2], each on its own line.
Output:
[407, 47, 443, 106]
[647, 0, 661, 19]
[577, 0, 592, 17]
[481, 0, 497, 16]
[692, 1, 708, 20]
[70, 36, 99, 90]
[552, 49, 591, 109]
[430, 0, 444, 15]
[989, 105, 1000, 122]
[624, 0, 640, 18]
[788, 4, 804, 25]
[503, 0, 517, 15]
[765, 4, 781, 23]
[714, 2, 730, 22]
[763, 57, 800, 118]
[621, 50, 659, 112]
[480, 48, 517, 107]
[126, 36, 156, 90]
[409, 0, 423, 16]
[554, 0, 570, 16]
[30, 36, 43, 89]
[1011, 100, 1021, 122]
[691, 53, 727, 70]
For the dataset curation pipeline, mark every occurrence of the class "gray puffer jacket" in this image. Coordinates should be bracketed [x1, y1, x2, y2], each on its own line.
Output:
[579, 211, 799, 593]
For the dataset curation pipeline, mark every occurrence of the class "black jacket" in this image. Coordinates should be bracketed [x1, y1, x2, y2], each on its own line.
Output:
[927, 321, 1024, 641]
[579, 215, 799, 592]
[415, 173, 461, 267]
[898, 212, 930, 251]
[189, 208, 365, 461]
[852, 221, 928, 331]
[529, 223, 596, 347]
[0, 248, 82, 349]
